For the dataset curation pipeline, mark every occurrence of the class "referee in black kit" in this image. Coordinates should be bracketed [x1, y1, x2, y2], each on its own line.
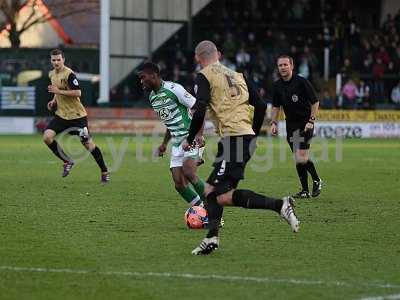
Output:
[270, 55, 323, 199]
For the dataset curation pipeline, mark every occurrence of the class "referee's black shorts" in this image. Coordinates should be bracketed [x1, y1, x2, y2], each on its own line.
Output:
[46, 115, 91, 143]
[286, 121, 314, 151]
[207, 135, 256, 196]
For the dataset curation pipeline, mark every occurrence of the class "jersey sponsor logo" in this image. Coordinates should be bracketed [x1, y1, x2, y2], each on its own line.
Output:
[291, 94, 299, 102]
[72, 79, 79, 86]
[152, 97, 170, 106]
[152, 100, 163, 106]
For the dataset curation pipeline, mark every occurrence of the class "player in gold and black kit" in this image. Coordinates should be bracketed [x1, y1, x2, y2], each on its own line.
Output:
[43, 49, 110, 183]
[183, 41, 300, 255]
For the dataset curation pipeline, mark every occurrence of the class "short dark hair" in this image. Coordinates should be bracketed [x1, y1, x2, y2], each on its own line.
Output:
[50, 49, 64, 57]
[140, 62, 160, 75]
[276, 55, 294, 65]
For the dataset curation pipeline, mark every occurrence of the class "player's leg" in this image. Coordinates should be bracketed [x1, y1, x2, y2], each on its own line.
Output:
[192, 136, 299, 255]
[76, 118, 109, 182]
[217, 181, 299, 231]
[82, 138, 110, 182]
[182, 155, 206, 202]
[43, 129, 70, 162]
[192, 181, 299, 255]
[170, 145, 202, 206]
[43, 117, 74, 177]
[293, 127, 322, 198]
[191, 182, 221, 255]
[288, 127, 311, 198]
[293, 148, 311, 198]
[170, 167, 201, 206]
[299, 130, 323, 197]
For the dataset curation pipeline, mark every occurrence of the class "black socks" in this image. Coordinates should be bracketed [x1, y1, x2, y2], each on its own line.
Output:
[296, 163, 309, 191]
[304, 160, 320, 181]
[91, 146, 108, 172]
[205, 192, 223, 238]
[47, 140, 71, 163]
[296, 160, 320, 191]
[232, 189, 283, 213]
[47, 141, 107, 173]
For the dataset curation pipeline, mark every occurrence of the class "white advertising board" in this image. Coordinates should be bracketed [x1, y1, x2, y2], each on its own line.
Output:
[0, 117, 35, 134]
[1, 87, 35, 110]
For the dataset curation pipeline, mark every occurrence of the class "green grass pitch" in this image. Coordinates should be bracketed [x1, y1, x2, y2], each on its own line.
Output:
[0, 134, 399, 300]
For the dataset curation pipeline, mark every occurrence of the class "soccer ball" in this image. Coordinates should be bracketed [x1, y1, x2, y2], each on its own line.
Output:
[184, 206, 208, 229]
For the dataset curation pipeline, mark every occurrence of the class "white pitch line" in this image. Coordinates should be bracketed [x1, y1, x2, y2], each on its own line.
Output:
[358, 294, 400, 300]
[1, 266, 400, 290]
[0, 160, 56, 164]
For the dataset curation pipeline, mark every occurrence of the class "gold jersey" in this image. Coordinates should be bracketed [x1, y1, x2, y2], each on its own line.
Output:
[200, 62, 254, 137]
[49, 66, 87, 120]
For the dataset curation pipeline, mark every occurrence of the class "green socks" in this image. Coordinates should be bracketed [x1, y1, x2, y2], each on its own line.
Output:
[191, 179, 205, 201]
[177, 186, 201, 206]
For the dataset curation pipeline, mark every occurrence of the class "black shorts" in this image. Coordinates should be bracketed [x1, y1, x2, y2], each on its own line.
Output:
[46, 115, 91, 143]
[207, 135, 256, 196]
[286, 122, 314, 151]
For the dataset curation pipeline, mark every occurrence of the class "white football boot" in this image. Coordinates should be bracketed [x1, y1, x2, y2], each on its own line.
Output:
[191, 236, 219, 255]
[280, 196, 300, 233]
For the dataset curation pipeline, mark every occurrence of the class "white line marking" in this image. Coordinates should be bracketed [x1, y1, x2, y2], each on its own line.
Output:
[358, 294, 400, 300]
[0, 160, 56, 164]
[1, 266, 400, 289]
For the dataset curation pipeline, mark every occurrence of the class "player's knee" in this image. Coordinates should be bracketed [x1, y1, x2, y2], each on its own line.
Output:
[43, 132, 53, 145]
[182, 160, 197, 180]
[296, 158, 307, 164]
[204, 184, 214, 197]
[216, 192, 233, 206]
[174, 179, 186, 191]
[295, 152, 308, 163]
[83, 141, 95, 151]
[183, 168, 197, 183]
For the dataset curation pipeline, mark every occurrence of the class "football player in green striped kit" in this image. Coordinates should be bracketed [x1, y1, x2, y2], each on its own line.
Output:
[139, 62, 206, 207]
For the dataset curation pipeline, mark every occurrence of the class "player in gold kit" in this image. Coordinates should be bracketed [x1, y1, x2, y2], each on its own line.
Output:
[184, 41, 300, 255]
[42, 49, 110, 183]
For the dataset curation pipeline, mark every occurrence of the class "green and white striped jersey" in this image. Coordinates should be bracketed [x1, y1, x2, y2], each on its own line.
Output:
[149, 81, 196, 146]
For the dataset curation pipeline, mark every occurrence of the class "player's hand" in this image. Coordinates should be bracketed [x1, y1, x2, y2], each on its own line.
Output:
[156, 143, 167, 157]
[270, 123, 278, 136]
[195, 135, 205, 147]
[47, 100, 57, 111]
[304, 122, 314, 132]
[48, 85, 60, 94]
[181, 139, 193, 151]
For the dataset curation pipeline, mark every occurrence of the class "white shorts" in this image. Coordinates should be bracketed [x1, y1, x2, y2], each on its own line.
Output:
[170, 143, 204, 169]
